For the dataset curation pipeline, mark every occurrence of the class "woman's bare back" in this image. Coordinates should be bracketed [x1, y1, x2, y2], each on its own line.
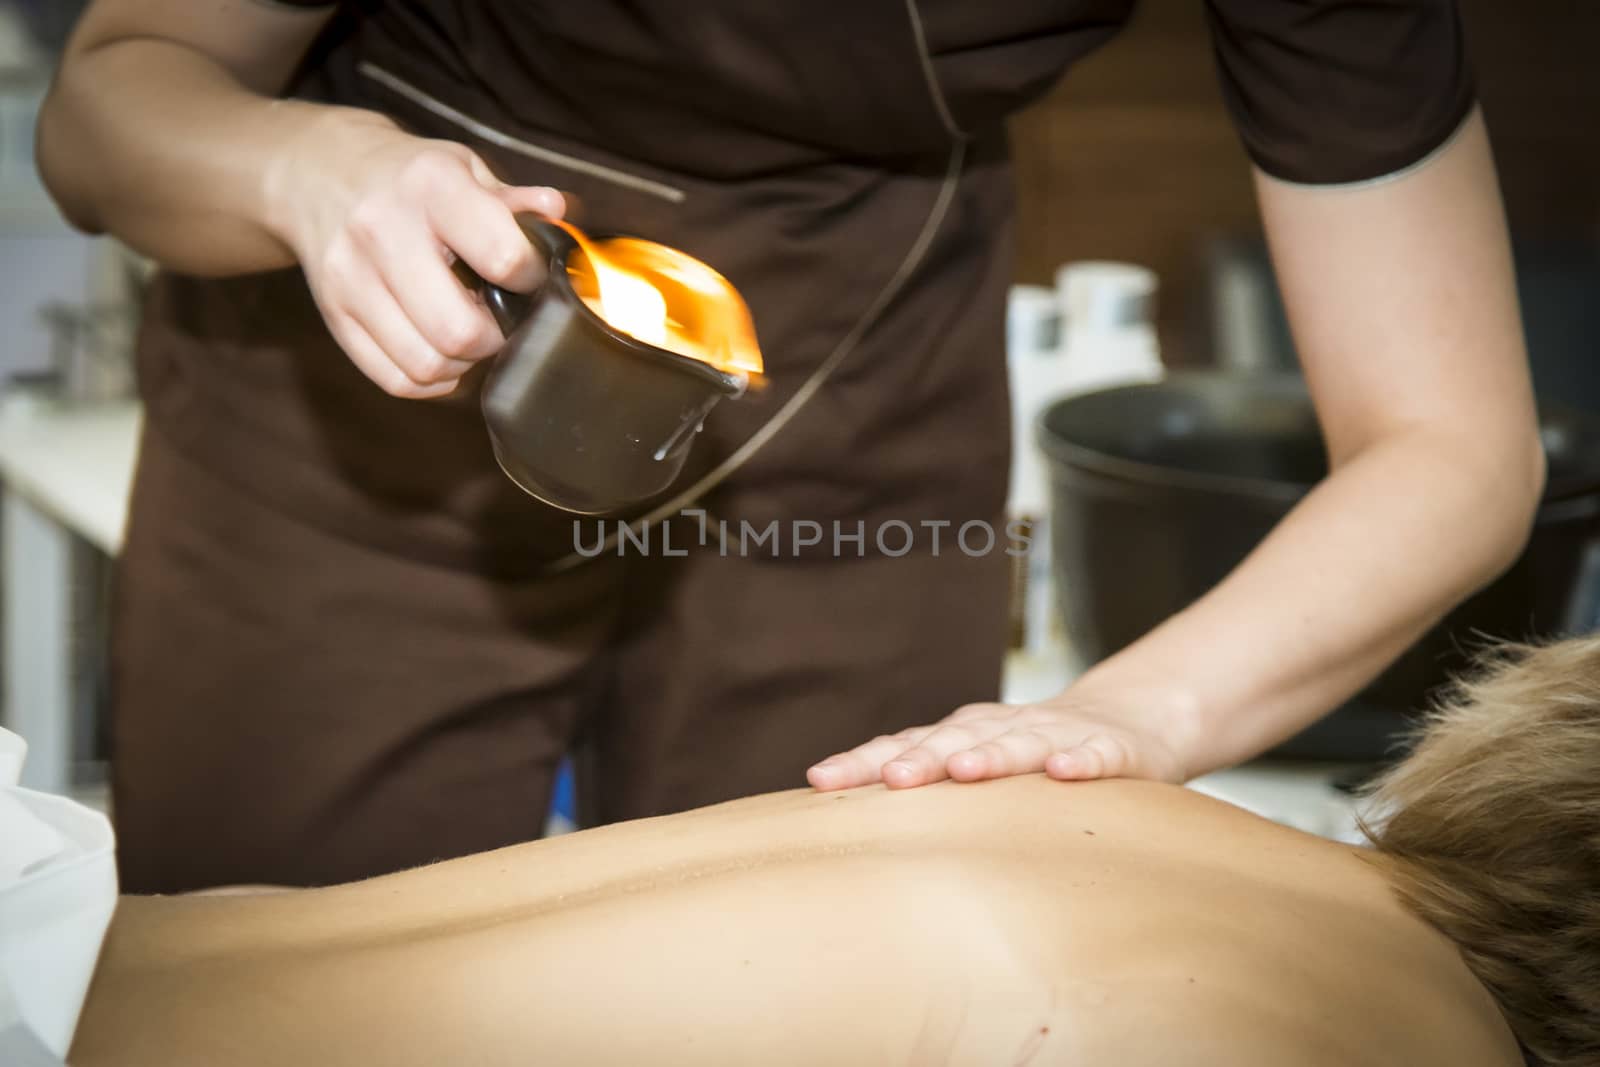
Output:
[75, 776, 1519, 1066]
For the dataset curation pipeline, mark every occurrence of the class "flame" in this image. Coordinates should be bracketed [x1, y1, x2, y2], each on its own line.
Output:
[553, 219, 763, 377]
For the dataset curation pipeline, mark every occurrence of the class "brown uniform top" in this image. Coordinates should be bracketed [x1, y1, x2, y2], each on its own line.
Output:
[136, 0, 1474, 573]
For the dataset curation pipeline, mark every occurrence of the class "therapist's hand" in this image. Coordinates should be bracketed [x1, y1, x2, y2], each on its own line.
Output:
[807, 683, 1195, 790]
[269, 112, 566, 399]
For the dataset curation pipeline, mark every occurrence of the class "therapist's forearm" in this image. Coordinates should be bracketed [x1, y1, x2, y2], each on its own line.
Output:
[36, 20, 367, 274]
[1073, 427, 1536, 777]
[1073, 110, 1543, 778]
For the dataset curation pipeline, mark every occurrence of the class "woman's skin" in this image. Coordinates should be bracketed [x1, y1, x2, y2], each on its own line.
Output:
[72, 777, 1519, 1066]
[38, 0, 1544, 787]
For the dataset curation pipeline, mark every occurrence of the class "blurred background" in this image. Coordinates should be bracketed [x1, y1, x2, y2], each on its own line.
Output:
[1010, 0, 1600, 370]
[0, 1, 1593, 837]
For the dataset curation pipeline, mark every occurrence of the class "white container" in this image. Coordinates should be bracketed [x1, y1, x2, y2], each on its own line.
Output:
[1054, 261, 1163, 393]
[1005, 284, 1064, 518]
[0, 727, 117, 1063]
[1005, 264, 1165, 659]
[1005, 285, 1067, 655]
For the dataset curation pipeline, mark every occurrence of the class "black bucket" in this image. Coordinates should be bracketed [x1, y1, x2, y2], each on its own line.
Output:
[1039, 372, 1600, 762]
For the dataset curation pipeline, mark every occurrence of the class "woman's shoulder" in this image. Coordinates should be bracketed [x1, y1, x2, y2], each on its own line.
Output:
[962, 777, 1525, 1067]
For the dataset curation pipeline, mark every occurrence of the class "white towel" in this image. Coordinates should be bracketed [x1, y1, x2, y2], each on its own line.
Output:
[0, 727, 116, 1061]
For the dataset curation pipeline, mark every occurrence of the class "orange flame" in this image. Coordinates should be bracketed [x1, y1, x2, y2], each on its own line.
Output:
[553, 219, 763, 377]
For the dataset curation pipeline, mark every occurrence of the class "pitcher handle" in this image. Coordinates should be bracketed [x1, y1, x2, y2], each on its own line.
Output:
[465, 215, 574, 336]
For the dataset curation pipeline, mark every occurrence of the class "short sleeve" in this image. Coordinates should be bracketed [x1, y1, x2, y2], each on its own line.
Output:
[1204, 0, 1477, 185]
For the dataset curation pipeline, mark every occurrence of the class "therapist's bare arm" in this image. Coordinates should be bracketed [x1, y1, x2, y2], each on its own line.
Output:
[36, 0, 333, 270]
[35, 0, 563, 398]
[813, 108, 1543, 787]
[1111, 109, 1543, 773]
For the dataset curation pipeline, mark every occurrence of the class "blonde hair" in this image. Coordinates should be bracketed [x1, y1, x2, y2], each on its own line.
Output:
[1363, 635, 1600, 1067]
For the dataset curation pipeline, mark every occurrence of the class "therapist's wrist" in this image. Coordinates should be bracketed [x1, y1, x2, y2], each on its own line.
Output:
[1059, 665, 1208, 782]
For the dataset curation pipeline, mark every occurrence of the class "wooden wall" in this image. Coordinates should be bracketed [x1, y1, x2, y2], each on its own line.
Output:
[1008, 0, 1600, 365]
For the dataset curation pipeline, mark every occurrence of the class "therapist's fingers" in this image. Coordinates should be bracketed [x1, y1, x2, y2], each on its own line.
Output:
[329, 249, 477, 388]
[945, 721, 1069, 782]
[809, 704, 1172, 791]
[881, 702, 1085, 786]
[494, 183, 568, 224]
[425, 171, 560, 295]
[1045, 732, 1140, 781]
[805, 725, 938, 791]
[937, 711, 1166, 784]
[321, 306, 458, 401]
[355, 283, 479, 389]
[875, 716, 1017, 789]
[462, 150, 568, 221]
[945, 701, 1004, 725]
[354, 210, 504, 363]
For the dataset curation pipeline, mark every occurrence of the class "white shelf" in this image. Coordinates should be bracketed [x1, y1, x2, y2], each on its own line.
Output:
[0, 394, 140, 556]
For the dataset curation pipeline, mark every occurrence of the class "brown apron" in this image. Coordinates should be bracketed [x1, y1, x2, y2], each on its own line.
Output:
[111, 0, 1472, 890]
[112, 0, 1051, 892]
